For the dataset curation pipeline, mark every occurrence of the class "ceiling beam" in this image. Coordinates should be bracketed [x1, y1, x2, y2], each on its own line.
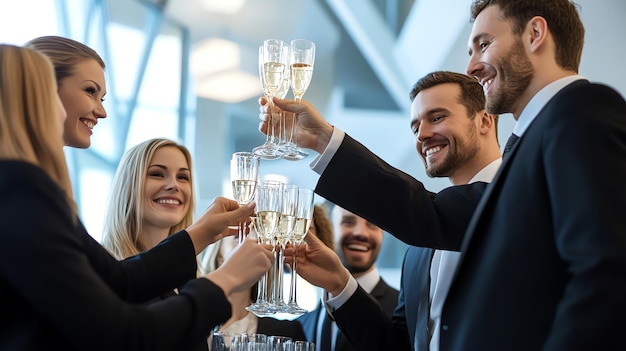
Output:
[327, 0, 471, 113]
[326, 0, 411, 113]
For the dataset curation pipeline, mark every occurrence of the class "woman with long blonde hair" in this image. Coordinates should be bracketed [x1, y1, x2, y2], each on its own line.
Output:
[102, 138, 196, 260]
[0, 43, 273, 350]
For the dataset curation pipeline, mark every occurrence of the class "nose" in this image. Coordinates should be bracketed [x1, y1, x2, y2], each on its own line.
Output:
[164, 176, 180, 192]
[352, 219, 370, 239]
[416, 123, 432, 144]
[95, 101, 107, 119]
[466, 54, 483, 78]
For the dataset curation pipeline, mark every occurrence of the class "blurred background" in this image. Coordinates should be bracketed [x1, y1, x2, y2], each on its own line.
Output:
[1, 0, 625, 306]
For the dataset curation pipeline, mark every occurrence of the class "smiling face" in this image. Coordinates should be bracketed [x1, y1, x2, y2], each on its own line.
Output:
[333, 206, 383, 276]
[57, 58, 107, 148]
[466, 5, 534, 117]
[141, 146, 192, 238]
[410, 83, 482, 179]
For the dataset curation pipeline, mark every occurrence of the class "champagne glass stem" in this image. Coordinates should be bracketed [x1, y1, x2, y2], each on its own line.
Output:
[287, 246, 298, 304]
[288, 97, 301, 146]
[267, 96, 276, 145]
[238, 218, 245, 244]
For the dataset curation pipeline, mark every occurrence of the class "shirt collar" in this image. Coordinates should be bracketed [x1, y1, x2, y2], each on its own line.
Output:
[513, 75, 586, 137]
[468, 158, 502, 184]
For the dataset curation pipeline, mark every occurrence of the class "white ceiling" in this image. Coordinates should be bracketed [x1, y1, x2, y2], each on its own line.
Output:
[162, 0, 626, 194]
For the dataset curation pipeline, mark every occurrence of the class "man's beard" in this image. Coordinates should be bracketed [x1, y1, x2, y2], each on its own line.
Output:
[486, 38, 534, 115]
[426, 122, 480, 178]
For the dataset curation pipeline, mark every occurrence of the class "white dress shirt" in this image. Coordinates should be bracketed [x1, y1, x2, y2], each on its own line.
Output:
[427, 159, 501, 351]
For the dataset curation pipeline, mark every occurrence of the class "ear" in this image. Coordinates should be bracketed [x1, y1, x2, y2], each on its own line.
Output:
[478, 111, 494, 136]
[526, 16, 549, 53]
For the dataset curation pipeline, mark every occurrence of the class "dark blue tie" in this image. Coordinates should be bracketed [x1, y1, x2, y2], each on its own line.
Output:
[320, 314, 333, 351]
[503, 133, 519, 156]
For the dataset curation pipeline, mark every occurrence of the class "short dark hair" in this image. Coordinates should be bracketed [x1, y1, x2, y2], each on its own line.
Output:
[410, 71, 486, 117]
[470, 0, 584, 72]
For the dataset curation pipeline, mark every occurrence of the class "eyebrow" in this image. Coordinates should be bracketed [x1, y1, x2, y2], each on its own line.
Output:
[148, 164, 191, 172]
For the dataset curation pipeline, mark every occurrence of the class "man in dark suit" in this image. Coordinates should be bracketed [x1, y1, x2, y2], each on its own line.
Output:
[287, 71, 501, 351]
[297, 205, 399, 351]
[264, 0, 626, 349]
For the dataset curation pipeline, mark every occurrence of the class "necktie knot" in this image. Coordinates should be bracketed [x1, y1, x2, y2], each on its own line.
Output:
[503, 133, 519, 156]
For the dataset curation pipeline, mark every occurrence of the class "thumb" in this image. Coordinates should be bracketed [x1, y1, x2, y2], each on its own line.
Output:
[304, 229, 323, 248]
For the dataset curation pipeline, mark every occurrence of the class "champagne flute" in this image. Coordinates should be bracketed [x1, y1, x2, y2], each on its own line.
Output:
[282, 39, 315, 161]
[274, 72, 291, 153]
[286, 187, 315, 314]
[253, 40, 289, 159]
[230, 152, 260, 243]
[247, 181, 283, 316]
[272, 184, 298, 312]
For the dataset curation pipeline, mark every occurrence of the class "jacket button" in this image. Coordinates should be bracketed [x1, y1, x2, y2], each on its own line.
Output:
[442, 325, 449, 331]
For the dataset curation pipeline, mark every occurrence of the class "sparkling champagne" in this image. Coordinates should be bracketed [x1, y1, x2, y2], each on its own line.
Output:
[290, 63, 313, 98]
[255, 210, 281, 240]
[232, 179, 257, 205]
[291, 217, 312, 244]
[276, 214, 296, 245]
[262, 62, 286, 95]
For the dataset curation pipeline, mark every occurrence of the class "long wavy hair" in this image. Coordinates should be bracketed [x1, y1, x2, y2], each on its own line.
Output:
[101, 138, 195, 259]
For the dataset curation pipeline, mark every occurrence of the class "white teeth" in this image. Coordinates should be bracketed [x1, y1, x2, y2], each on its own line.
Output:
[81, 120, 94, 129]
[425, 146, 442, 157]
[347, 244, 368, 252]
[483, 79, 493, 92]
[156, 199, 180, 205]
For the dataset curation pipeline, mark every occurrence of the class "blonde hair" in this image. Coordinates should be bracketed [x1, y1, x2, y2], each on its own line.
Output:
[101, 138, 196, 259]
[0, 44, 75, 213]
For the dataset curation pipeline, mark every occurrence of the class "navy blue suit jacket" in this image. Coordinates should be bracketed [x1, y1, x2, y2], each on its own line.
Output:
[315, 81, 626, 350]
[394, 247, 434, 350]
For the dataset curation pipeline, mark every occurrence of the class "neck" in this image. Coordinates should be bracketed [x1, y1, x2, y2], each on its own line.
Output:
[449, 152, 501, 185]
[137, 226, 170, 251]
[511, 68, 577, 120]
[352, 265, 375, 279]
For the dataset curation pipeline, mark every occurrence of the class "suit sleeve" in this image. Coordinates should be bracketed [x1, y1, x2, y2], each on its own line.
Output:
[333, 286, 411, 350]
[315, 134, 486, 250]
[0, 165, 230, 350]
[81, 224, 198, 303]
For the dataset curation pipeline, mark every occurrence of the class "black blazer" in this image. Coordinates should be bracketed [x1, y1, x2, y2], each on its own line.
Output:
[257, 316, 307, 341]
[315, 81, 626, 350]
[297, 278, 399, 350]
[0, 161, 232, 350]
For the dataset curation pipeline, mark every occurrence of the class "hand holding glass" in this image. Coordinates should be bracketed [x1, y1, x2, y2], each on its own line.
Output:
[282, 39, 315, 160]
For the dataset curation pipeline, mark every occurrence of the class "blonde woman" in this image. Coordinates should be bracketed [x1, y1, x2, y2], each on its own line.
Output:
[102, 138, 195, 261]
[0, 44, 273, 350]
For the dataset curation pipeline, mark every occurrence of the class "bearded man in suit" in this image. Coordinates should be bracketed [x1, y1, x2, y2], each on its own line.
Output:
[263, 1, 626, 350]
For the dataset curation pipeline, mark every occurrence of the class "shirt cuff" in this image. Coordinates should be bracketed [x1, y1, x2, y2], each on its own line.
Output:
[310, 127, 345, 175]
[322, 275, 358, 316]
